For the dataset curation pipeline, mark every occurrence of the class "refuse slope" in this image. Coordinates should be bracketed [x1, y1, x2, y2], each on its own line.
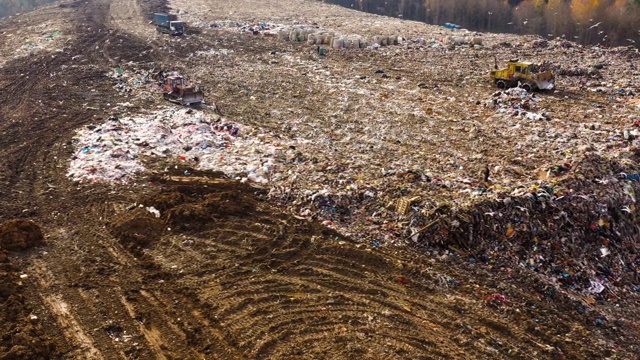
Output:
[0, 0, 638, 359]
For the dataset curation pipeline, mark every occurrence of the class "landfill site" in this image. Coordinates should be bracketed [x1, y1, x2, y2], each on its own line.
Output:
[1, 0, 640, 358]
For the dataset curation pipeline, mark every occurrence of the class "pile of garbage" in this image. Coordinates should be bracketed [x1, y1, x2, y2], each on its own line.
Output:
[67, 108, 294, 183]
[104, 66, 161, 102]
[20, 30, 63, 51]
[197, 19, 296, 36]
[412, 155, 640, 298]
[280, 26, 401, 50]
[489, 87, 550, 121]
[196, 17, 403, 51]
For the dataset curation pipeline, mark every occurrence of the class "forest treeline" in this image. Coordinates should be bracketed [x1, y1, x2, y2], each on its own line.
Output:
[0, 0, 58, 18]
[327, 0, 640, 47]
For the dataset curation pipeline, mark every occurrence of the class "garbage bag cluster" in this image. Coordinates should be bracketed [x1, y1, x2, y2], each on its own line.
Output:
[68, 108, 290, 183]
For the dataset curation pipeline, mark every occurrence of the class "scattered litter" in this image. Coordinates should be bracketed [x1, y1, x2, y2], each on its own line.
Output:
[145, 206, 161, 218]
[588, 280, 606, 294]
[486, 293, 509, 302]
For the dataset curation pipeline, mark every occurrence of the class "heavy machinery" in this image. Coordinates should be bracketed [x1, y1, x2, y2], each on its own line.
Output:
[490, 59, 555, 91]
[153, 71, 204, 106]
[153, 13, 185, 36]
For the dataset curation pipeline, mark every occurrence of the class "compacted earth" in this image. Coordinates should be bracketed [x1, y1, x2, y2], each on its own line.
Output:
[0, 0, 639, 359]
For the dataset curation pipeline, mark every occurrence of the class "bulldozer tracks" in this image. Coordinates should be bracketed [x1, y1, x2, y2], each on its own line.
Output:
[0, 0, 636, 359]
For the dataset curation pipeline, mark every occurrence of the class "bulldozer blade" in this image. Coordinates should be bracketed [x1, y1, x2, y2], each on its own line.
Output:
[536, 80, 554, 90]
[163, 92, 203, 106]
[180, 91, 204, 106]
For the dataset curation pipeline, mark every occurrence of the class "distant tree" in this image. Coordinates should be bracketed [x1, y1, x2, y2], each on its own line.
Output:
[329, 0, 639, 47]
[571, 0, 600, 24]
[423, 0, 442, 25]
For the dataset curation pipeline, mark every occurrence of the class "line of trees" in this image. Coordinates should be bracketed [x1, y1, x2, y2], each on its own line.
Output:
[0, 0, 58, 18]
[327, 0, 640, 47]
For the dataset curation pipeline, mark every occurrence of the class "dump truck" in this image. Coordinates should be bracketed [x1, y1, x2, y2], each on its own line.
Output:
[153, 71, 204, 106]
[490, 59, 554, 91]
[153, 13, 185, 35]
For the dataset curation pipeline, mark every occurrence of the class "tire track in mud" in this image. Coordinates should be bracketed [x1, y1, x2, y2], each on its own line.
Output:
[1, 0, 635, 358]
[135, 188, 545, 359]
[118, 294, 169, 360]
[41, 295, 104, 359]
[0, 0, 149, 213]
[0, 0, 195, 358]
[0, 2, 132, 353]
[22, 0, 216, 356]
[30, 258, 105, 359]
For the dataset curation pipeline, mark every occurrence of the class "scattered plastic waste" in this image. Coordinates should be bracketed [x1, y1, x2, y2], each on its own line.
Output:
[68, 108, 290, 183]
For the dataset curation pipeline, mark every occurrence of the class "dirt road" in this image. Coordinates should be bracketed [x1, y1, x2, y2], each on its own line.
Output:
[0, 0, 638, 359]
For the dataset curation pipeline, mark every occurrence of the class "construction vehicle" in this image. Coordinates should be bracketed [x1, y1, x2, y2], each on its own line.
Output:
[153, 13, 185, 36]
[153, 71, 204, 106]
[490, 59, 555, 91]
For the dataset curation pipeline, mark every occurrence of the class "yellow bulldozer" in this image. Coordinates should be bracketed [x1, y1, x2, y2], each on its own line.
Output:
[490, 59, 554, 91]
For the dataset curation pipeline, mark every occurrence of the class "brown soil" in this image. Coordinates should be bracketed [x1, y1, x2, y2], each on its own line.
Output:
[0, 220, 44, 251]
[109, 209, 165, 248]
[0, 0, 637, 359]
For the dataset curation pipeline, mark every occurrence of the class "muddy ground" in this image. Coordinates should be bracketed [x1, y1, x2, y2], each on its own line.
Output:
[0, 0, 638, 359]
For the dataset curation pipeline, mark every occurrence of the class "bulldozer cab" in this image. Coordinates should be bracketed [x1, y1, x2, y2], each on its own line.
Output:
[154, 70, 204, 106]
[507, 61, 532, 78]
[165, 76, 185, 92]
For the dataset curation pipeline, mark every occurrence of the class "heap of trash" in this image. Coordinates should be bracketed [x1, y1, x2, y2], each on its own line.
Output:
[67, 108, 295, 184]
[105, 66, 162, 103]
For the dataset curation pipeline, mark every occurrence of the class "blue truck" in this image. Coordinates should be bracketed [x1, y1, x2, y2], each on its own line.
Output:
[153, 13, 185, 35]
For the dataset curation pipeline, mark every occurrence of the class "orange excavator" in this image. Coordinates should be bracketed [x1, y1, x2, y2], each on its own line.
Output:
[153, 71, 204, 106]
